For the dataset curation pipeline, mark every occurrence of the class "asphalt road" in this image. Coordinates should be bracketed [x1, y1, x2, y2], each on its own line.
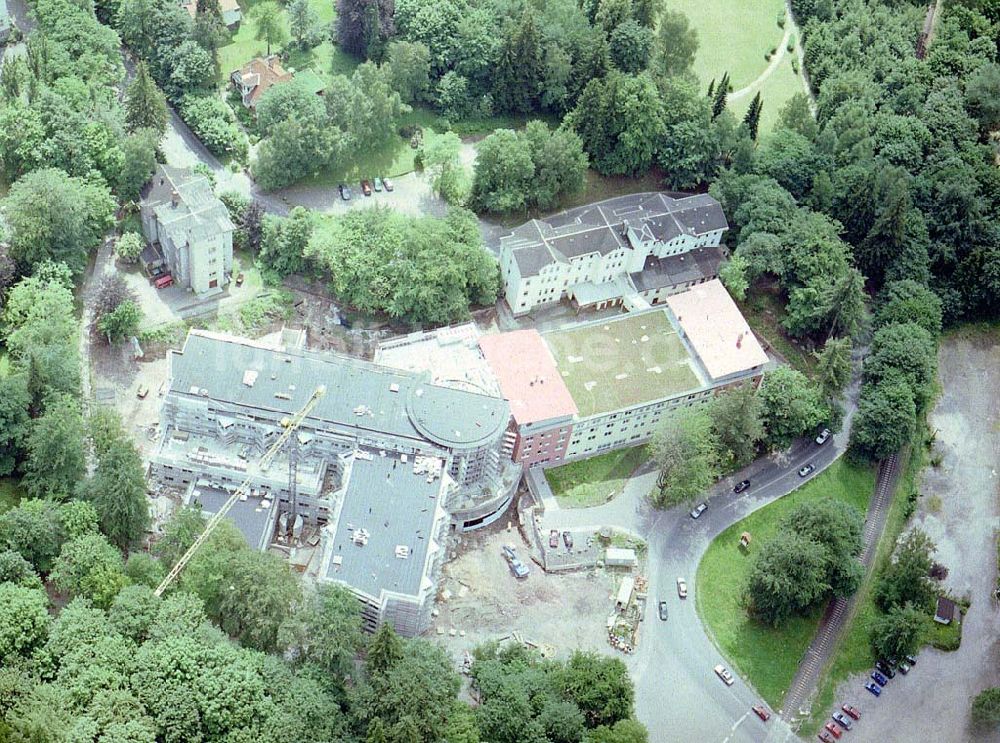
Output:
[627, 423, 851, 743]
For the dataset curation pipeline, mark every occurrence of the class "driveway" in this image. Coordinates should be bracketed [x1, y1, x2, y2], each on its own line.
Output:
[540, 371, 860, 743]
[827, 330, 1000, 741]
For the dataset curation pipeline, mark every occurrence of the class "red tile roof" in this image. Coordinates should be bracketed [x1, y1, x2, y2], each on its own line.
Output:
[479, 330, 578, 426]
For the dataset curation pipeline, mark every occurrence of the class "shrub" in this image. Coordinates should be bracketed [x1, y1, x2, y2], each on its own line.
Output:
[116, 232, 145, 263]
[178, 95, 248, 160]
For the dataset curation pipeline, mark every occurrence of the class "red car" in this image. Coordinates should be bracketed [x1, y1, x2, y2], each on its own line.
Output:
[752, 704, 770, 721]
[360, 179, 373, 196]
[824, 722, 842, 739]
[841, 704, 861, 720]
[154, 274, 173, 289]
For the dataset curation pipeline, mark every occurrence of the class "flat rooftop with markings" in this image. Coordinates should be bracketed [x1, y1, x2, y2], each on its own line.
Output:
[542, 310, 702, 418]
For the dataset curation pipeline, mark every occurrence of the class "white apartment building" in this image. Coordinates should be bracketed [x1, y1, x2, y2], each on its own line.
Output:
[499, 192, 728, 316]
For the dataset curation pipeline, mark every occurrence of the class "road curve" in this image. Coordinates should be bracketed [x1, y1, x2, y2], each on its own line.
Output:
[548, 373, 861, 743]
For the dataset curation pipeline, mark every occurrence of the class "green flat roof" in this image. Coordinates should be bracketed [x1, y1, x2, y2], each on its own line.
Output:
[543, 310, 701, 418]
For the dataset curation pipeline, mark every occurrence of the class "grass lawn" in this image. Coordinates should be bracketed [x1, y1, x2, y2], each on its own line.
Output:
[670, 0, 786, 89]
[217, 0, 356, 82]
[696, 459, 877, 708]
[544, 311, 700, 417]
[545, 446, 650, 508]
[0, 351, 9, 378]
[731, 54, 803, 136]
[669, 0, 807, 138]
[0, 478, 25, 514]
[804, 437, 931, 733]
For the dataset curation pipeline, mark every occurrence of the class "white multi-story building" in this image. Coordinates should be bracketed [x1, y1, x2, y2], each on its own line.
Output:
[499, 192, 728, 316]
[140, 165, 234, 295]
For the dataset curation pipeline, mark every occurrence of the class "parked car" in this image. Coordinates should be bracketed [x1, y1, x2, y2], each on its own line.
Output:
[734, 479, 751, 493]
[690, 502, 708, 519]
[373, 177, 383, 192]
[338, 183, 351, 200]
[798, 463, 816, 477]
[823, 722, 842, 739]
[841, 704, 861, 720]
[501, 544, 516, 562]
[235, 272, 245, 287]
[562, 531, 573, 549]
[509, 558, 529, 579]
[875, 660, 896, 679]
[832, 712, 852, 730]
[382, 177, 394, 192]
[871, 671, 888, 686]
[713, 665, 734, 686]
[815, 428, 832, 445]
[658, 601, 668, 621]
[136, 384, 149, 399]
[752, 705, 770, 721]
[154, 274, 174, 289]
[676, 577, 688, 599]
[865, 681, 881, 697]
[818, 732, 834, 743]
[897, 661, 910, 674]
[549, 530, 559, 549]
[360, 179, 372, 196]
[904, 654, 917, 666]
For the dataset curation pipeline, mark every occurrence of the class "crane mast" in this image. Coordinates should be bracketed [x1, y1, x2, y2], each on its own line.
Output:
[154, 385, 326, 597]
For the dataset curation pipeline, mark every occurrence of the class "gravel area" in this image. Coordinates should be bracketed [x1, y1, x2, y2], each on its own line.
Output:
[430, 524, 623, 662]
[828, 329, 1000, 741]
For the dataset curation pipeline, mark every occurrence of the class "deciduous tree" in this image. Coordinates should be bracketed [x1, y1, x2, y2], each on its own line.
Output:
[744, 531, 830, 625]
[758, 367, 828, 449]
[253, 2, 287, 56]
[650, 408, 720, 508]
[650, 9, 697, 77]
[870, 603, 923, 662]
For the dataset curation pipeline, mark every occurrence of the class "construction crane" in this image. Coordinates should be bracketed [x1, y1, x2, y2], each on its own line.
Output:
[154, 385, 327, 597]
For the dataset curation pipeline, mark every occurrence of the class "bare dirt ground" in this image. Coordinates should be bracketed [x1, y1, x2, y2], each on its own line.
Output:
[430, 522, 625, 663]
[830, 328, 1000, 741]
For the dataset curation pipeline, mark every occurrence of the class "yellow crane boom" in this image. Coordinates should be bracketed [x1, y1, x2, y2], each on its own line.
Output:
[154, 385, 326, 597]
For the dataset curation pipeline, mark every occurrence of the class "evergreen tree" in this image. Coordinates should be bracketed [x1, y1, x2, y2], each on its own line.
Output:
[84, 434, 151, 550]
[711, 71, 729, 119]
[743, 92, 763, 140]
[706, 78, 715, 99]
[367, 622, 403, 677]
[125, 62, 168, 137]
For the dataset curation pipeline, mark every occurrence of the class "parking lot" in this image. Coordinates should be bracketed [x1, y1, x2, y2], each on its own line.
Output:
[826, 330, 1000, 741]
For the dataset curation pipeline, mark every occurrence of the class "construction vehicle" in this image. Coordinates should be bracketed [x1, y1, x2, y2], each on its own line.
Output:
[154, 385, 326, 597]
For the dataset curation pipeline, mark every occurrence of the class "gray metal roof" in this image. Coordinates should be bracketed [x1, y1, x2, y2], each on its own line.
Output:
[143, 165, 234, 247]
[170, 331, 509, 451]
[502, 192, 728, 277]
[192, 485, 275, 551]
[324, 454, 441, 599]
[629, 247, 725, 292]
[511, 243, 558, 277]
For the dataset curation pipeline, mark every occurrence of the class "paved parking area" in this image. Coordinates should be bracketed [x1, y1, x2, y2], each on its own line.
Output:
[827, 330, 1000, 741]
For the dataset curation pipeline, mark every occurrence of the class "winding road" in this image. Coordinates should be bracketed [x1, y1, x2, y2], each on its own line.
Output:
[542, 372, 861, 743]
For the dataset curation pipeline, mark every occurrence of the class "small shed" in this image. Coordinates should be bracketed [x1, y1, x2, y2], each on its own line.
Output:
[739, 532, 752, 549]
[606, 547, 638, 568]
[934, 596, 957, 625]
[615, 576, 635, 613]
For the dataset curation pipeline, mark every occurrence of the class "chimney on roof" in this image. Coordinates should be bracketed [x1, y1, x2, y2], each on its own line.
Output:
[170, 190, 180, 207]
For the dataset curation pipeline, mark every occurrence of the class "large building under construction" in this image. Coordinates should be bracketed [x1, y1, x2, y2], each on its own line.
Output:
[150, 329, 515, 636]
